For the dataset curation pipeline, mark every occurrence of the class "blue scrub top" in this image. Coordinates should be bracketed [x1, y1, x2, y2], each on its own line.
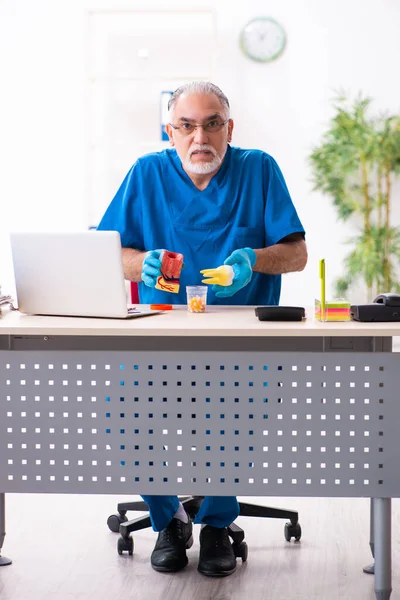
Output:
[97, 145, 305, 305]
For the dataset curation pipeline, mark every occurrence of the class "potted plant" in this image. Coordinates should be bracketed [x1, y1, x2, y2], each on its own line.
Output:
[309, 94, 400, 301]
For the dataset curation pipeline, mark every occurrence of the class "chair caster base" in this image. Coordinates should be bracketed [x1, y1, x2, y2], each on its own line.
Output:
[118, 535, 134, 556]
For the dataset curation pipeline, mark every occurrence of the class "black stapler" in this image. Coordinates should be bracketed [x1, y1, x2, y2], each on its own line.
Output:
[351, 293, 400, 322]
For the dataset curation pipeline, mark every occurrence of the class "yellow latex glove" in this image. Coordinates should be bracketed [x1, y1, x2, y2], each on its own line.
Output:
[200, 265, 235, 286]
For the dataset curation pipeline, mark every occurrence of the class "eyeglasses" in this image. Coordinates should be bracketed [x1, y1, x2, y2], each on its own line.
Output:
[169, 119, 229, 136]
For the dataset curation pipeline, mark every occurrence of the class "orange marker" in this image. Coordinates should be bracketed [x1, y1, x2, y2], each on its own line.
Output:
[150, 304, 173, 310]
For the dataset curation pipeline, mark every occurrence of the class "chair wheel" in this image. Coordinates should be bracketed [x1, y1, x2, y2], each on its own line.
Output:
[107, 513, 128, 533]
[117, 535, 134, 555]
[233, 540, 248, 561]
[284, 521, 301, 542]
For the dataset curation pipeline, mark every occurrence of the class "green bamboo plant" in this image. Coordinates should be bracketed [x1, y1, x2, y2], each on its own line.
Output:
[309, 94, 400, 301]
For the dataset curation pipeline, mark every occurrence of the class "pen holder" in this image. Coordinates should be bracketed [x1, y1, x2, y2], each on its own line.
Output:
[155, 251, 184, 294]
[315, 298, 351, 322]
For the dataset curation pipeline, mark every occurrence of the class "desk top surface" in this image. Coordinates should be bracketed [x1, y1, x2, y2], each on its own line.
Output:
[1, 306, 400, 337]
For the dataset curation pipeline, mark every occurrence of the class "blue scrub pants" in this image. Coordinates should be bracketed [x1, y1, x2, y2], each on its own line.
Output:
[141, 495, 240, 532]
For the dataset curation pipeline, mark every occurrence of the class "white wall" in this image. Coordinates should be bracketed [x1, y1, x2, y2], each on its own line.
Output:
[0, 0, 87, 295]
[1, 0, 400, 306]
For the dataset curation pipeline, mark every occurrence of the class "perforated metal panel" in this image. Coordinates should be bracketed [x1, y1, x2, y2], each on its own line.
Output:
[1, 350, 399, 497]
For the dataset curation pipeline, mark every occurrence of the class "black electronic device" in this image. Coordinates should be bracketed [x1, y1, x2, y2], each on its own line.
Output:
[255, 306, 305, 321]
[351, 293, 400, 322]
[373, 292, 400, 307]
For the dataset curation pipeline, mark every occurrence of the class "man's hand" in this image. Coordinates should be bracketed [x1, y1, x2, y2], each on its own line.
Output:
[141, 249, 164, 287]
[213, 247, 257, 298]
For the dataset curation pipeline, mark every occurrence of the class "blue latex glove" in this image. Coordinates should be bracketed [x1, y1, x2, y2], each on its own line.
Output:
[141, 249, 164, 287]
[213, 247, 257, 298]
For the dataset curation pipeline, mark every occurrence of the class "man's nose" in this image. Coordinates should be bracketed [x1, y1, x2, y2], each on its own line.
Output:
[193, 125, 209, 143]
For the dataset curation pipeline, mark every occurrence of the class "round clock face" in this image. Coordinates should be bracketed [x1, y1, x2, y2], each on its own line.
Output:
[240, 17, 286, 63]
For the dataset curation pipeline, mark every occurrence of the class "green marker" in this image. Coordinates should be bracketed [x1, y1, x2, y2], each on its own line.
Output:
[319, 259, 326, 321]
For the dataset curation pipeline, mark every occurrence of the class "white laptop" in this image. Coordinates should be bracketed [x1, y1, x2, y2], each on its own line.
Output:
[10, 231, 159, 319]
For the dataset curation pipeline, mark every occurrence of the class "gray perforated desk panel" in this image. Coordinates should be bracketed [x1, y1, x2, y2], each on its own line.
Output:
[0, 308, 398, 598]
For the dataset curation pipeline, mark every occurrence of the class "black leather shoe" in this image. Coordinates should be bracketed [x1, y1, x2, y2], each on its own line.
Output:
[198, 526, 237, 577]
[151, 516, 193, 572]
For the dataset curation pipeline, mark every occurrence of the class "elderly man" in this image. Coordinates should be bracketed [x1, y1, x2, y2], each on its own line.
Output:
[98, 81, 307, 576]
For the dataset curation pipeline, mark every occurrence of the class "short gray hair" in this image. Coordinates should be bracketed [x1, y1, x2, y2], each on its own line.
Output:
[168, 81, 230, 117]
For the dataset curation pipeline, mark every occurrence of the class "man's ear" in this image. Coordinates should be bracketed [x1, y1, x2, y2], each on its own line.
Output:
[165, 123, 175, 146]
[227, 119, 234, 143]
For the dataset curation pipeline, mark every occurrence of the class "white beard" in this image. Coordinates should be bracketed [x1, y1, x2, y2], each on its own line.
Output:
[183, 144, 223, 175]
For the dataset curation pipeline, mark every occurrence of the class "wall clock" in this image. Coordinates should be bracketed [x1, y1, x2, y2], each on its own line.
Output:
[240, 17, 286, 63]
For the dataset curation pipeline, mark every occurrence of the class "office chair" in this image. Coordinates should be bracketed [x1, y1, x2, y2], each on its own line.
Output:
[107, 496, 301, 558]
